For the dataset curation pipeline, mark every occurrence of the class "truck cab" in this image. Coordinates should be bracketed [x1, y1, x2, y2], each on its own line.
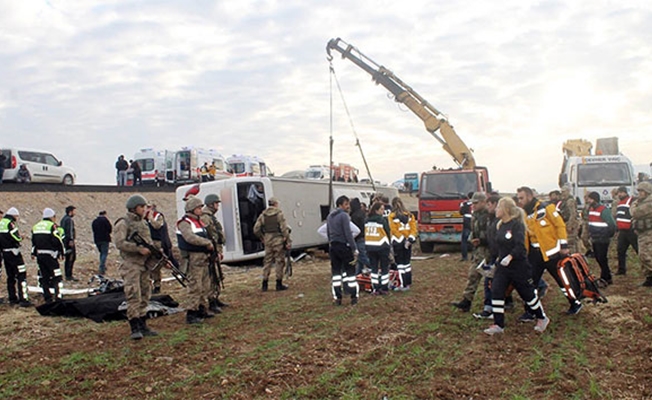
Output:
[560, 155, 636, 206]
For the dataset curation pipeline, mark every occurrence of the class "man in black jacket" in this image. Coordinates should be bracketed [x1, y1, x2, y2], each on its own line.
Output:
[60, 205, 78, 281]
[326, 196, 359, 306]
[349, 198, 369, 275]
[92, 211, 112, 275]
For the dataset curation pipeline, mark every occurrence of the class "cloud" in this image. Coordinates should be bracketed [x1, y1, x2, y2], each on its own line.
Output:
[0, 0, 651, 192]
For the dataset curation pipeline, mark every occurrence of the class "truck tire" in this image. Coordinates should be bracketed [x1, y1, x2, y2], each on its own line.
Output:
[420, 241, 434, 254]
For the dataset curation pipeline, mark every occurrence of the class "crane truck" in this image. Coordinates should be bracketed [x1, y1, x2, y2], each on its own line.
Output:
[327, 38, 491, 252]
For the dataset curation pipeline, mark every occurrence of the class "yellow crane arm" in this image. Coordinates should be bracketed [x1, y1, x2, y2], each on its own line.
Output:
[327, 38, 476, 169]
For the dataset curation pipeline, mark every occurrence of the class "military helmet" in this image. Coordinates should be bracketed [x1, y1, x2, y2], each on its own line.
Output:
[204, 194, 221, 205]
[638, 181, 652, 194]
[185, 196, 204, 213]
[126, 194, 148, 210]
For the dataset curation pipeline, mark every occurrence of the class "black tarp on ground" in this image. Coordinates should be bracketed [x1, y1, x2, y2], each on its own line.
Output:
[36, 293, 180, 323]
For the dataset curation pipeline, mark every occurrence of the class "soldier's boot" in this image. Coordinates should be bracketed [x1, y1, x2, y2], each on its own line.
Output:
[451, 298, 472, 312]
[276, 279, 288, 291]
[129, 319, 144, 340]
[186, 310, 204, 325]
[139, 317, 158, 337]
[641, 277, 652, 287]
[216, 298, 229, 308]
[198, 305, 215, 319]
[262, 280, 268, 292]
[208, 299, 223, 314]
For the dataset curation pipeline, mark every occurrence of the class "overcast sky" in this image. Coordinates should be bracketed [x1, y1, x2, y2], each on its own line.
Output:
[1, 0, 651, 192]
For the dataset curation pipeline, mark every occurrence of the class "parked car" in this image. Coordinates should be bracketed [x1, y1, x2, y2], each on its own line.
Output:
[0, 148, 76, 185]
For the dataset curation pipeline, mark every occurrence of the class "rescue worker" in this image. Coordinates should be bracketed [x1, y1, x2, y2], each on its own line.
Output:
[115, 195, 159, 340]
[631, 181, 652, 287]
[558, 184, 581, 254]
[145, 201, 169, 294]
[200, 162, 210, 182]
[60, 205, 78, 281]
[615, 186, 638, 276]
[388, 197, 417, 290]
[254, 197, 292, 291]
[459, 192, 473, 261]
[365, 202, 391, 294]
[326, 195, 359, 306]
[473, 194, 501, 319]
[451, 192, 491, 311]
[516, 186, 582, 317]
[484, 197, 549, 335]
[177, 196, 214, 324]
[31, 208, 65, 304]
[586, 191, 616, 286]
[0, 207, 31, 306]
[201, 194, 229, 312]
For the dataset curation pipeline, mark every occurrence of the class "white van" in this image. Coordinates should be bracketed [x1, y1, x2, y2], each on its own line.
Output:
[133, 148, 171, 185]
[0, 148, 76, 185]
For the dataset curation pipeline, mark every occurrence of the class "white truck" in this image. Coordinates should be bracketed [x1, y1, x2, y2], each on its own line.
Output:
[559, 137, 636, 206]
[175, 176, 398, 262]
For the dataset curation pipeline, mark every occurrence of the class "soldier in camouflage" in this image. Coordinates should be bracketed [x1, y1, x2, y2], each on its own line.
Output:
[631, 181, 652, 287]
[451, 192, 491, 312]
[115, 195, 159, 340]
[201, 193, 229, 313]
[558, 185, 581, 254]
[254, 197, 292, 292]
[177, 196, 214, 324]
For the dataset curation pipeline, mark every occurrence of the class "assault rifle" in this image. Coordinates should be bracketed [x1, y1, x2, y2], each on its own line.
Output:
[208, 240, 225, 290]
[129, 231, 189, 287]
[285, 247, 293, 278]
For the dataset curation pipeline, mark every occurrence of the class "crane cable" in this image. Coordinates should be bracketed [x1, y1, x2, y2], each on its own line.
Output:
[328, 62, 377, 191]
[328, 63, 334, 210]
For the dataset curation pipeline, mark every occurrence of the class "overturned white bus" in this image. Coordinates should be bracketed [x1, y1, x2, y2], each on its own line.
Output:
[175, 176, 398, 262]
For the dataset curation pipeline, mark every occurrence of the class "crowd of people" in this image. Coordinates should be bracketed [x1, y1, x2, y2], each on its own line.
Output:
[450, 182, 652, 335]
[1, 180, 651, 340]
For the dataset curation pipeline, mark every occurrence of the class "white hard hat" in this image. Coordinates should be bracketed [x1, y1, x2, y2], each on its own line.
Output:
[43, 208, 56, 219]
[6, 207, 19, 216]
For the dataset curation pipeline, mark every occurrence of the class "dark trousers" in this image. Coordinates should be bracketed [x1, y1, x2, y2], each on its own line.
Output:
[329, 242, 358, 299]
[461, 228, 471, 260]
[492, 263, 545, 328]
[3, 252, 28, 303]
[368, 247, 390, 292]
[37, 255, 63, 302]
[393, 244, 413, 287]
[64, 245, 76, 279]
[528, 248, 575, 307]
[617, 230, 638, 273]
[593, 241, 611, 281]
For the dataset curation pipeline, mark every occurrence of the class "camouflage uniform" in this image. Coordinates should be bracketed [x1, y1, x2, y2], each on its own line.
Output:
[201, 205, 226, 302]
[631, 194, 652, 280]
[461, 208, 491, 303]
[254, 206, 291, 285]
[558, 188, 581, 254]
[115, 212, 154, 320]
[176, 212, 213, 313]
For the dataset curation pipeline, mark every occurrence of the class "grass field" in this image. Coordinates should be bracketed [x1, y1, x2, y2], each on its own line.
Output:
[1, 249, 651, 400]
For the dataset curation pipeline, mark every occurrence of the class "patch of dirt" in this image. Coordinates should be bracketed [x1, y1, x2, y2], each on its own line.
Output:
[1, 190, 651, 399]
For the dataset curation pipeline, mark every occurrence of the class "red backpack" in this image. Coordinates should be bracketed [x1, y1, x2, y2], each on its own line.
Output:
[557, 254, 608, 304]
